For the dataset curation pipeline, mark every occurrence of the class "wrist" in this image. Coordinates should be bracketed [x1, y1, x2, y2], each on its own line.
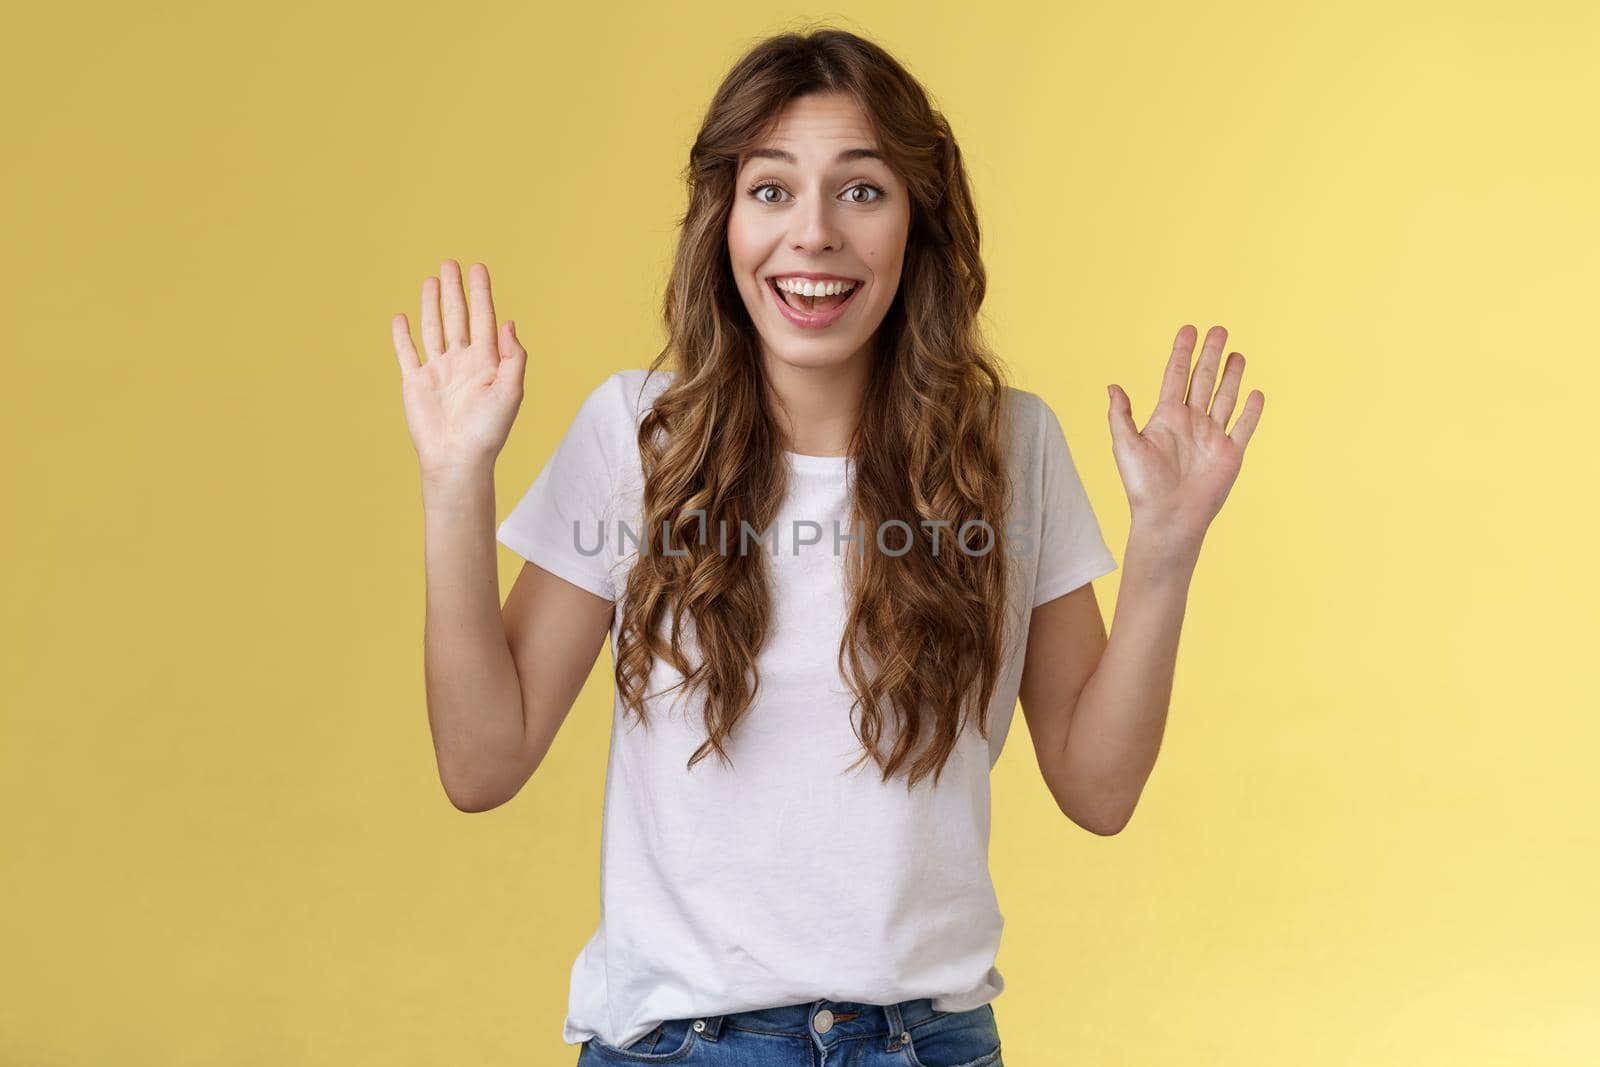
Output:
[1125, 519, 1204, 580]
[420, 460, 495, 496]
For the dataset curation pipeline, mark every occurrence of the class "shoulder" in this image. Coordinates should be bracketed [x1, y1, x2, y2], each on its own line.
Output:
[1002, 384, 1046, 428]
[1001, 385, 1051, 464]
[572, 367, 675, 429]
[1003, 384, 1089, 448]
[582, 367, 676, 427]
[565, 369, 675, 483]
[1000, 385, 1096, 495]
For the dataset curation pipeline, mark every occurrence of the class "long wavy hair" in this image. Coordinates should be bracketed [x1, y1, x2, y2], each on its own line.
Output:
[615, 26, 1020, 790]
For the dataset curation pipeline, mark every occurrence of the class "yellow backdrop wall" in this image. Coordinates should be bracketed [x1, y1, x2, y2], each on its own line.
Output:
[4, 2, 1595, 1063]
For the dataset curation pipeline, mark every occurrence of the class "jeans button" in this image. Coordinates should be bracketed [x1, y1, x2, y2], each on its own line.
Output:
[692, 1020, 706, 1033]
[813, 1008, 835, 1034]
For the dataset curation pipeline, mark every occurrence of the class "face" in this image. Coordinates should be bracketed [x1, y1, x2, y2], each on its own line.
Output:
[727, 91, 912, 376]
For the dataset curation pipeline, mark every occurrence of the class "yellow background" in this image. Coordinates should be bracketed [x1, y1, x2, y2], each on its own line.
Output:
[4, 1, 1595, 1063]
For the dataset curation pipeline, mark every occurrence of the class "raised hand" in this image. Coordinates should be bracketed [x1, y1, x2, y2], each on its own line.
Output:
[1106, 324, 1264, 556]
[391, 260, 528, 478]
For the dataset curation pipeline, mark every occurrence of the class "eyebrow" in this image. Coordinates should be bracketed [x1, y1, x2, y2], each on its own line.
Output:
[742, 147, 885, 165]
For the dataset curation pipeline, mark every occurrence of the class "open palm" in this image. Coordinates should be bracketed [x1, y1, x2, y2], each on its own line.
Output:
[1107, 324, 1264, 551]
[390, 259, 527, 477]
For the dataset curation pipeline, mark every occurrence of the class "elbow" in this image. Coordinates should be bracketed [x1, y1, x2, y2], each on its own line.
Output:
[1061, 799, 1133, 837]
[440, 771, 511, 814]
[1068, 812, 1127, 836]
[446, 789, 502, 814]
[436, 735, 540, 812]
[1083, 814, 1129, 837]
[1054, 770, 1145, 836]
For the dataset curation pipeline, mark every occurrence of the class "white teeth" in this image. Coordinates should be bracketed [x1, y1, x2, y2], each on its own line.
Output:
[774, 277, 858, 297]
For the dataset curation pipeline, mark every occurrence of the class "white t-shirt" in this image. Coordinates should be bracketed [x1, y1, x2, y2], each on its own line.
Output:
[496, 368, 1117, 1048]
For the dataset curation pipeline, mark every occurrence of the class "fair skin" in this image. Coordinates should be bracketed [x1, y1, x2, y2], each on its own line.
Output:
[391, 261, 613, 812]
[389, 94, 1264, 826]
[725, 91, 910, 456]
[1020, 323, 1263, 835]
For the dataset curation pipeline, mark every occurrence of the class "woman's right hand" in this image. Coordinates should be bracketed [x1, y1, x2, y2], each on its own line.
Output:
[391, 259, 528, 479]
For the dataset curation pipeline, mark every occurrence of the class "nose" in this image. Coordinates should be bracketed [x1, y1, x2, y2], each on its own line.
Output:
[790, 191, 842, 254]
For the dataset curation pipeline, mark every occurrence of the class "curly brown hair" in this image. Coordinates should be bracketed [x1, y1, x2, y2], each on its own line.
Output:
[616, 26, 1021, 790]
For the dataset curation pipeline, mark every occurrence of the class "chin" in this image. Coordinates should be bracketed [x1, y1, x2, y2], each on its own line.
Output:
[761, 338, 870, 372]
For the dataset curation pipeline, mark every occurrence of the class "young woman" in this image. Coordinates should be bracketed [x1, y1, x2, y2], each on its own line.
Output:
[391, 28, 1262, 1067]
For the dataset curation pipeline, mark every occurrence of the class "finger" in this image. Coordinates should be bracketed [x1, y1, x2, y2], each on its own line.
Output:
[420, 276, 444, 359]
[467, 262, 498, 356]
[498, 320, 528, 391]
[440, 259, 469, 349]
[1186, 325, 1228, 410]
[1228, 389, 1265, 449]
[391, 313, 421, 372]
[1156, 324, 1197, 414]
[1210, 352, 1244, 426]
[500, 319, 527, 365]
[1107, 383, 1139, 445]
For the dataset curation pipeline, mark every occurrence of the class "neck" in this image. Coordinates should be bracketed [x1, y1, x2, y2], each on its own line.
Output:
[760, 343, 873, 457]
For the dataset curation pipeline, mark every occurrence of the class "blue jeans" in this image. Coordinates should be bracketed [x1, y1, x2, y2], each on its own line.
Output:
[576, 997, 1003, 1066]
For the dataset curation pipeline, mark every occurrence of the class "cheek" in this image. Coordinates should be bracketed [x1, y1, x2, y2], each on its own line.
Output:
[860, 213, 909, 270]
[725, 226, 759, 302]
[725, 223, 751, 269]
[726, 211, 773, 283]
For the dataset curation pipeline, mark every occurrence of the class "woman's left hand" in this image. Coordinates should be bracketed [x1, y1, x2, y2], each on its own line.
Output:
[1106, 324, 1265, 558]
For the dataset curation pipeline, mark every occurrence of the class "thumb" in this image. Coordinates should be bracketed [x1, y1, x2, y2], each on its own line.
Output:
[497, 320, 527, 386]
[500, 320, 528, 366]
[1107, 384, 1138, 444]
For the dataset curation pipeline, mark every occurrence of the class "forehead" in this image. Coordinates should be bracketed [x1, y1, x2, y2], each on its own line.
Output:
[743, 92, 879, 163]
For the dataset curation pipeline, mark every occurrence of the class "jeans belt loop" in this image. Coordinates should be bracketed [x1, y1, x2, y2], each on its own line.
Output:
[884, 1001, 909, 1052]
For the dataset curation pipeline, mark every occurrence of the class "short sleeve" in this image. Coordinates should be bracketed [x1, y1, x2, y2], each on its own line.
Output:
[1031, 394, 1118, 607]
[495, 376, 623, 601]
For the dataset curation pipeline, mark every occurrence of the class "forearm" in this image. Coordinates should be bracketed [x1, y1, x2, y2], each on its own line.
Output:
[420, 465, 526, 810]
[1059, 524, 1200, 834]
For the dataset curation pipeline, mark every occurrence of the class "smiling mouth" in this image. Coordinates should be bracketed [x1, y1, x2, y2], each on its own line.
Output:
[767, 279, 859, 314]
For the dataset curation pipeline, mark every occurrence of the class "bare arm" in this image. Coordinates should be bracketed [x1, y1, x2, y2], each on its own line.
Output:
[1019, 536, 1195, 836]
[419, 465, 522, 810]
[420, 469, 612, 812]
[497, 561, 613, 799]
[1019, 323, 1265, 835]
[1017, 580, 1105, 832]
[395, 259, 613, 812]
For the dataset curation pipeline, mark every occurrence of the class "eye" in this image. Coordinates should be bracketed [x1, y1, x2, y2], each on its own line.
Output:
[844, 183, 885, 204]
[748, 180, 786, 204]
[745, 180, 887, 205]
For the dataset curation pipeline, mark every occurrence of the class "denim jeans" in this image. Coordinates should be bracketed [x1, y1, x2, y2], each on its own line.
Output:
[576, 997, 1003, 1066]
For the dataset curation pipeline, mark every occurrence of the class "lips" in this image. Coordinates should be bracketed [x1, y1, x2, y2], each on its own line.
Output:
[766, 278, 862, 329]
